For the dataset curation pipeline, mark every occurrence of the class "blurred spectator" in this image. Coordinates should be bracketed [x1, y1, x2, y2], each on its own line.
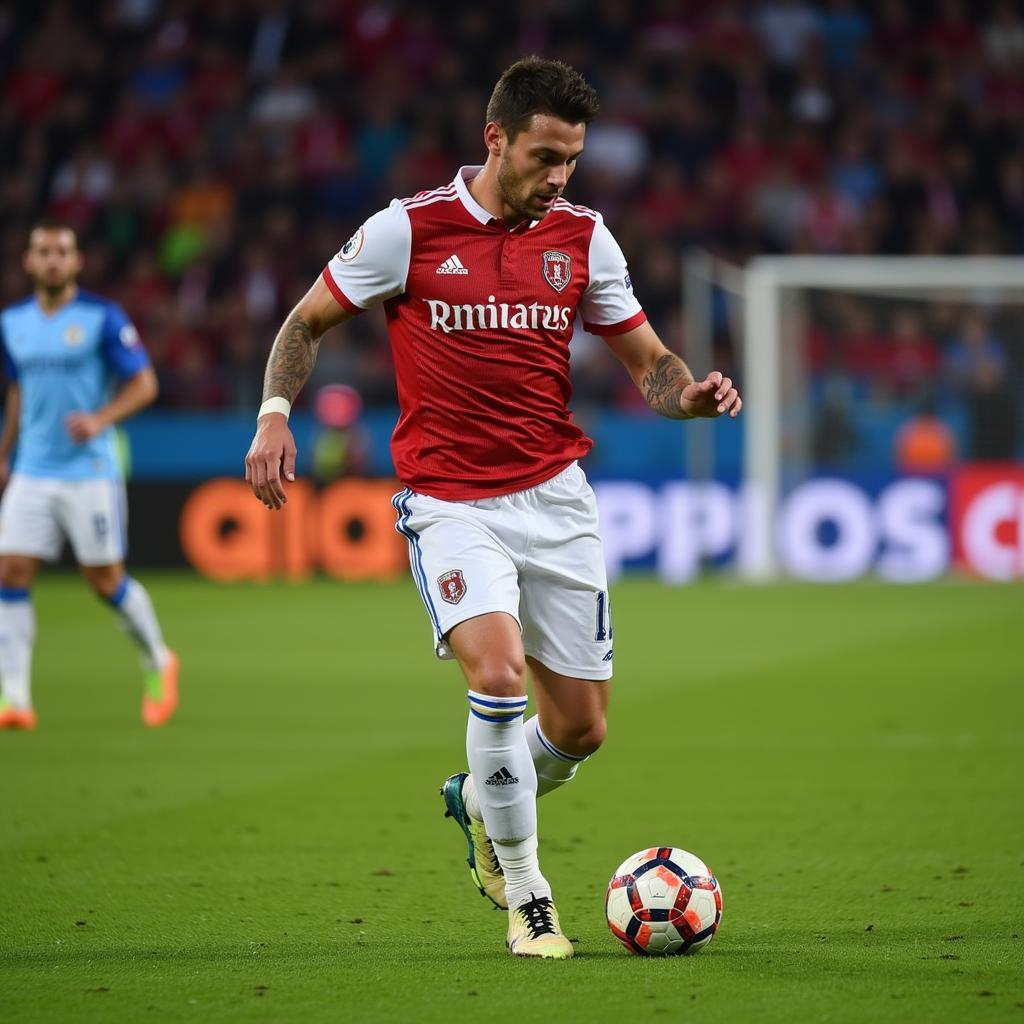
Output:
[894, 394, 957, 473]
[754, 1, 820, 66]
[983, 0, 1024, 71]
[944, 310, 1019, 459]
[0, 0, 1018, 467]
[882, 308, 940, 399]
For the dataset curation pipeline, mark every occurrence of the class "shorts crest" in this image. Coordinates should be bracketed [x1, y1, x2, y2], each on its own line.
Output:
[438, 569, 466, 605]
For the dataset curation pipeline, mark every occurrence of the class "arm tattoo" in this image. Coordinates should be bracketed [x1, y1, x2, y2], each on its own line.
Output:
[641, 353, 695, 419]
[262, 312, 321, 403]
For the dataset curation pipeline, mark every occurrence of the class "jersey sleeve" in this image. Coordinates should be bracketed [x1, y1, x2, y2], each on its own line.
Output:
[100, 303, 151, 379]
[0, 319, 16, 381]
[578, 215, 647, 336]
[321, 199, 412, 314]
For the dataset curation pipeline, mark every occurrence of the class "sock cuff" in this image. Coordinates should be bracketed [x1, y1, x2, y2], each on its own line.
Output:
[530, 717, 588, 763]
[467, 689, 528, 724]
[106, 577, 130, 608]
[0, 587, 31, 602]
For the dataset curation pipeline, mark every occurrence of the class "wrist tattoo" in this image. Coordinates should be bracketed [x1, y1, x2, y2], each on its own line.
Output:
[642, 354, 694, 419]
[263, 313, 320, 404]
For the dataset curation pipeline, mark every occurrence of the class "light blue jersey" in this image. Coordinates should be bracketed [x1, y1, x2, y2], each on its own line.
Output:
[0, 290, 150, 481]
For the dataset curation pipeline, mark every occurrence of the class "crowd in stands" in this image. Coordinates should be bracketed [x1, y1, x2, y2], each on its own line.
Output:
[1, 1, 1021, 458]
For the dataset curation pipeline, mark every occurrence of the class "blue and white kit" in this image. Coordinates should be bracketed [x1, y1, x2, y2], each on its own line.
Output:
[0, 290, 150, 565]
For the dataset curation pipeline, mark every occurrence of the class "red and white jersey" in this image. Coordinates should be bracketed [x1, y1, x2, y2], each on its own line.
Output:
[322, 165, 645, 500]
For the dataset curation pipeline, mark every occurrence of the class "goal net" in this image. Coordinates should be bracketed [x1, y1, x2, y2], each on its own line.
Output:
[736, 257, 1024, 582]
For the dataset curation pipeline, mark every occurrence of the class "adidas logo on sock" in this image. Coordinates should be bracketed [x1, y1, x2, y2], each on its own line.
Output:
[484, 766, 519, 786]
[436, 254, 469, 275]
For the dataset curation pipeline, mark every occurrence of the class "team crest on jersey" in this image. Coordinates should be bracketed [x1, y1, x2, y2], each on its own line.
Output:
[542, 250, 571, 293]
[338, 227, 364, 262]
[63, 325, 84, 346]
[438, 569, 466, 605]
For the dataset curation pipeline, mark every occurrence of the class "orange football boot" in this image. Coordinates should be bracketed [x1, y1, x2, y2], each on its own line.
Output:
[0, 700, 37, 730]
[142, 649, 179, 727]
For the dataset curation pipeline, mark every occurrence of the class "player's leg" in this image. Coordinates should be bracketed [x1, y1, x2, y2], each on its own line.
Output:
[526, 657, 609, 797]
[396, 487, 571, 956]
[80, 562, 179, 727]
[518, 462, 613, 792]
[0, 554, 42, 729]
[63, 479, 178, 726]
[0, 475, 61, 729]
[448, 611, 571, 958]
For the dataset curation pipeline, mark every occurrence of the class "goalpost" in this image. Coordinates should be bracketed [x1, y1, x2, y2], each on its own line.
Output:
[721, 256, 1024, 580]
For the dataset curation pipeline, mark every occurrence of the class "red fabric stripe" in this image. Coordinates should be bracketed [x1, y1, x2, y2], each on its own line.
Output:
[582, 310, 647, 336]
[320, 266, 364, 315]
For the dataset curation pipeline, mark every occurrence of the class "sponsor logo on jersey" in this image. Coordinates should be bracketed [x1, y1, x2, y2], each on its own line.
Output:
[624, 273, 632, 291]
[119, 323, 140, 348]
[438, 568, 466, 604]
[63, 325, 84, 346]
[425, 295, 572, 334]
[542, 250, 572, 293]
[338, 227, 364, 262]
[436, 254, 469, 275]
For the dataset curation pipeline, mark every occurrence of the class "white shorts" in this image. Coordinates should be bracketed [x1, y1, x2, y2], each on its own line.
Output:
[0, 473, 127, 566]
[393, 462, 613, 680]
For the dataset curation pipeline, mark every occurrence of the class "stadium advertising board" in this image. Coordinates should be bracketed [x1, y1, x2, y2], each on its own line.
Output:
[596, 465, 1021, 582]
[129, 465, 1022, 582]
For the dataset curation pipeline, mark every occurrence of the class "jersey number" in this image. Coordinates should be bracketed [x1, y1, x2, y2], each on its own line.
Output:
[93, 515, 108, 541]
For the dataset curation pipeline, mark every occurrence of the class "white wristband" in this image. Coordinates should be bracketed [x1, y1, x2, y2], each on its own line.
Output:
[258, 397, 291, 421]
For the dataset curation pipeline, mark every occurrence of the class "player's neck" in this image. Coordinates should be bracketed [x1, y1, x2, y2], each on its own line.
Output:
[468, 164, 521, 227]
[35, 283, 77, 315]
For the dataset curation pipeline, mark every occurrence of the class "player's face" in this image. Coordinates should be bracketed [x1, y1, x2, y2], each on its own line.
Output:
[24, 228, 83, 292]
[496, 114, 585, 223]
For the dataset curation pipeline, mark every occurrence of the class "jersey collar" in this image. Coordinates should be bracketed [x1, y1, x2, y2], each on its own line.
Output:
[453, 165, 538, 232]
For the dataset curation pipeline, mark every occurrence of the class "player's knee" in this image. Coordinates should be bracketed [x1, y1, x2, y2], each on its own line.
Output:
[85, 568, 124, 602]
[468, 654, 527, 699]
[0, 557, 35, 589]
[559, 715, 607, 758]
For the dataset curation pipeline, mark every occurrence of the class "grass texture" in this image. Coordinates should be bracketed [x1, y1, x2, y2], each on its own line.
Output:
[1, 574, 1021, 1023]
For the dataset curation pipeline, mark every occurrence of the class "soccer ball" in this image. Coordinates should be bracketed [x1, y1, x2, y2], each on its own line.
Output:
[605, 847, 723, 955]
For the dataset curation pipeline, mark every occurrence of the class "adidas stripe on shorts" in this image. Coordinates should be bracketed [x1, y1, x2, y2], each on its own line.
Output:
[392, 461, 613, 681]
[0, 474, 127, 566]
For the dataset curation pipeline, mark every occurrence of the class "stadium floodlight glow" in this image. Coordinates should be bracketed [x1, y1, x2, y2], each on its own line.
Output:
[740, 256, 1024, 580]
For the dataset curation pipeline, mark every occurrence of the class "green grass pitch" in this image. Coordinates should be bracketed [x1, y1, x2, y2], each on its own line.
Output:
[1, 574, 1021, 1023]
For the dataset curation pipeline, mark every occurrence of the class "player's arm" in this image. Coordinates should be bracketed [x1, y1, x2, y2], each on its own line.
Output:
[245, 275, 354, 510]
[66, 366, 158, 442]
[0, 382, 19, 486]
[602, 320, 742, 420]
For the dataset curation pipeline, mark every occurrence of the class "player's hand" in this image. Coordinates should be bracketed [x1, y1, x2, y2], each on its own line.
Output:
[0, 456, 9, 489]
[679, 371, 742, 419]
[65, 411, 105, 442]
[245, 413, 297, 510]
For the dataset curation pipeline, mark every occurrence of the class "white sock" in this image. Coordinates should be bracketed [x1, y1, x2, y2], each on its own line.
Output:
[495, 834, 550, 910]
[465, 690, 550, 908]
[0, 588, 35, 709]
[107, 577, 169, 672]
[526, 715, 587, 797]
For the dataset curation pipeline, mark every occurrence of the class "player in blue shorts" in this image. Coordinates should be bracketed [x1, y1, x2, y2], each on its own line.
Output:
[0, 221, 179, 730]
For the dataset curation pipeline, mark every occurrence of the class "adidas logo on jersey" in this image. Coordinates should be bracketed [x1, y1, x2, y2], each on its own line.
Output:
[484, 766, 519, 787]
[436, 254, 469, 275]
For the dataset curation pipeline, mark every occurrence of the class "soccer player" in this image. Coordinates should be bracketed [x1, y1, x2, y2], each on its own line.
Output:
[0, 222, 179, 730]
[245, 58, 741, 958]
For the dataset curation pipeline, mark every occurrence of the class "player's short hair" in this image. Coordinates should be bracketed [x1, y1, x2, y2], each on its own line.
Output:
[29, 218, 79, 247]
[486, 57, 599, 141]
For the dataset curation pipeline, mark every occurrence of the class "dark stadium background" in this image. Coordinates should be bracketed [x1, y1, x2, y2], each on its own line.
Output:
[1, 0, 1021, 579]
